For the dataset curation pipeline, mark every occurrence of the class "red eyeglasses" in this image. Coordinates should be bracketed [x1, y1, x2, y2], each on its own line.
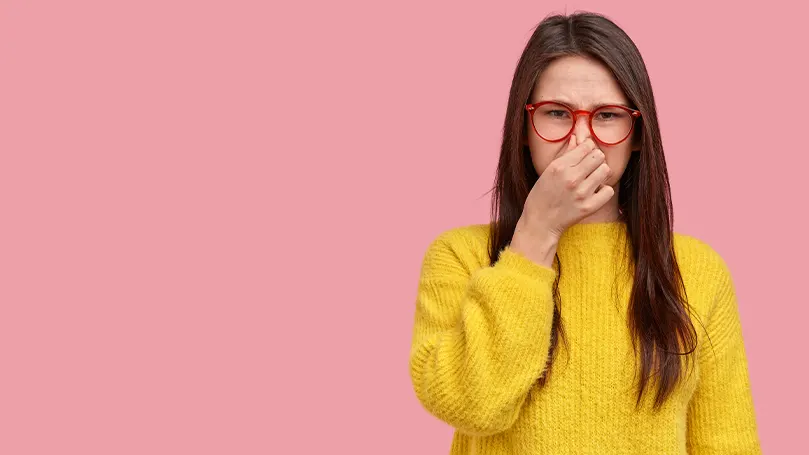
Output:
[525, 101, 642, 145]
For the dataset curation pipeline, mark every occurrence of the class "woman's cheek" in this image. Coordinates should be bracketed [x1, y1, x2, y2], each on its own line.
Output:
[604, 150, 630, 185]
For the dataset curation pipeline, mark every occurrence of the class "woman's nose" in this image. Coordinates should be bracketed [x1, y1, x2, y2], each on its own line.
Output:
[573, 115, 591, 144]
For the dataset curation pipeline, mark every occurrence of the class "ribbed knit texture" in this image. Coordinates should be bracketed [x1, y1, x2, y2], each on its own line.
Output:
[409, 221, 761, 454]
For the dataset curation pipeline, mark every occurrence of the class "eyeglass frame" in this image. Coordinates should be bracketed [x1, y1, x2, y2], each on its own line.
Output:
[525, 101, 642, 146]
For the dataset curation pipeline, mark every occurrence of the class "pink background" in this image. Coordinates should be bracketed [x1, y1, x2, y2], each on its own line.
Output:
[0, 0, 805, 453]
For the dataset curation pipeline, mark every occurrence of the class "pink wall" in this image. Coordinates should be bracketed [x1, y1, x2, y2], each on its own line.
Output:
[0, 1, 804, 453]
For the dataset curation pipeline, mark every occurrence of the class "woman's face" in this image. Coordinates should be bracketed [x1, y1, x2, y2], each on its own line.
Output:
[525, 55, 639, 188]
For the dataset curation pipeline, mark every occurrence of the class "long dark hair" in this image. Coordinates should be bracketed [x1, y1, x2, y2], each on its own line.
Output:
[489, 11, 699, 411]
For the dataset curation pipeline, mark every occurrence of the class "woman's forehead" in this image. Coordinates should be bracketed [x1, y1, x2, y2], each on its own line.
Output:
[533, 56, 628, 107]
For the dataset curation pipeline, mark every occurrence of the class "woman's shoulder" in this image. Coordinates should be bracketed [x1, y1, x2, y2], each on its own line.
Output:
[672, 230, 734, 304]
[422, 222, 492, 272]
[429, 222, 491, 245]
[672, 231, 730, 274]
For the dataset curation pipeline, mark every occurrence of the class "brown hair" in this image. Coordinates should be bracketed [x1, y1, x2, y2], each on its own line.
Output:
[488, 11, 699, 410]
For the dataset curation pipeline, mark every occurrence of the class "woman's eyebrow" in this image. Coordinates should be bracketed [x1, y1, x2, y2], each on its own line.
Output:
[538, 98, 632, 109]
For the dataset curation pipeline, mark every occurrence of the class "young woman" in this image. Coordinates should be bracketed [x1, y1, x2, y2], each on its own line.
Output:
[408, 12, 761, 454]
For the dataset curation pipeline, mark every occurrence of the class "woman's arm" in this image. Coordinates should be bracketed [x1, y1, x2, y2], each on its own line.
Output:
[686, 259, 762, 454]
[409, 229, 558, 437]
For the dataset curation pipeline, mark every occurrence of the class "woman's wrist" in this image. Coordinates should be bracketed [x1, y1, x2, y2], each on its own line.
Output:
[510, 218, 560, 268]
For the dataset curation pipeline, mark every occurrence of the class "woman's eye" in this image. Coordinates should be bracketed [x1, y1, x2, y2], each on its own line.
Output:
[596, 112, 617, 120]
[547, 110, 568, 118]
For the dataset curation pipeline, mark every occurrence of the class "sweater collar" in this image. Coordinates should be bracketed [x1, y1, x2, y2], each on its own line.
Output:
[555, 221, 631, 273]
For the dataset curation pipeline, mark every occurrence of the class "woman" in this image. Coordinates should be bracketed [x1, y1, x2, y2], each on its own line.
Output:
[408, 11, 761, 454]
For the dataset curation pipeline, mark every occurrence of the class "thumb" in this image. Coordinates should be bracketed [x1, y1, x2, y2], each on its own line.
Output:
[554, 134, 578, 160]
[567, 134, 578, 151]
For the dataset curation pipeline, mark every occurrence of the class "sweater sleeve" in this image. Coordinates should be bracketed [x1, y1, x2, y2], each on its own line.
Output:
[686, 258, 762, 454]
[408, 230, 558, 436]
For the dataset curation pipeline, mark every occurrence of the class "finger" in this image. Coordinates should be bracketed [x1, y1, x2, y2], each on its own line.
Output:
[556, 137, 598, 166]
[571, 147, 606, 181]
[585, 182, 615, 211]
[580, 162, 612, 195]
[552, 135, 578, 161]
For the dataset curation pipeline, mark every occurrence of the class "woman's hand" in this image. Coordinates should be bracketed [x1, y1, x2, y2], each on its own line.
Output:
[510, 135, 614, 267]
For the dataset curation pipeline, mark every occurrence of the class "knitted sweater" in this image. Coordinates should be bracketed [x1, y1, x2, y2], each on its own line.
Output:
[409, 221, 761, 454]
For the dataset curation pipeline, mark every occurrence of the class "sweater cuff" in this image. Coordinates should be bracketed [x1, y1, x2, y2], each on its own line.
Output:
[497, 247, 558, 283]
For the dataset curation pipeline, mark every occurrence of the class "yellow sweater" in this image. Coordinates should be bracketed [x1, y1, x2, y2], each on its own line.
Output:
[409, 221, 761, 454]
